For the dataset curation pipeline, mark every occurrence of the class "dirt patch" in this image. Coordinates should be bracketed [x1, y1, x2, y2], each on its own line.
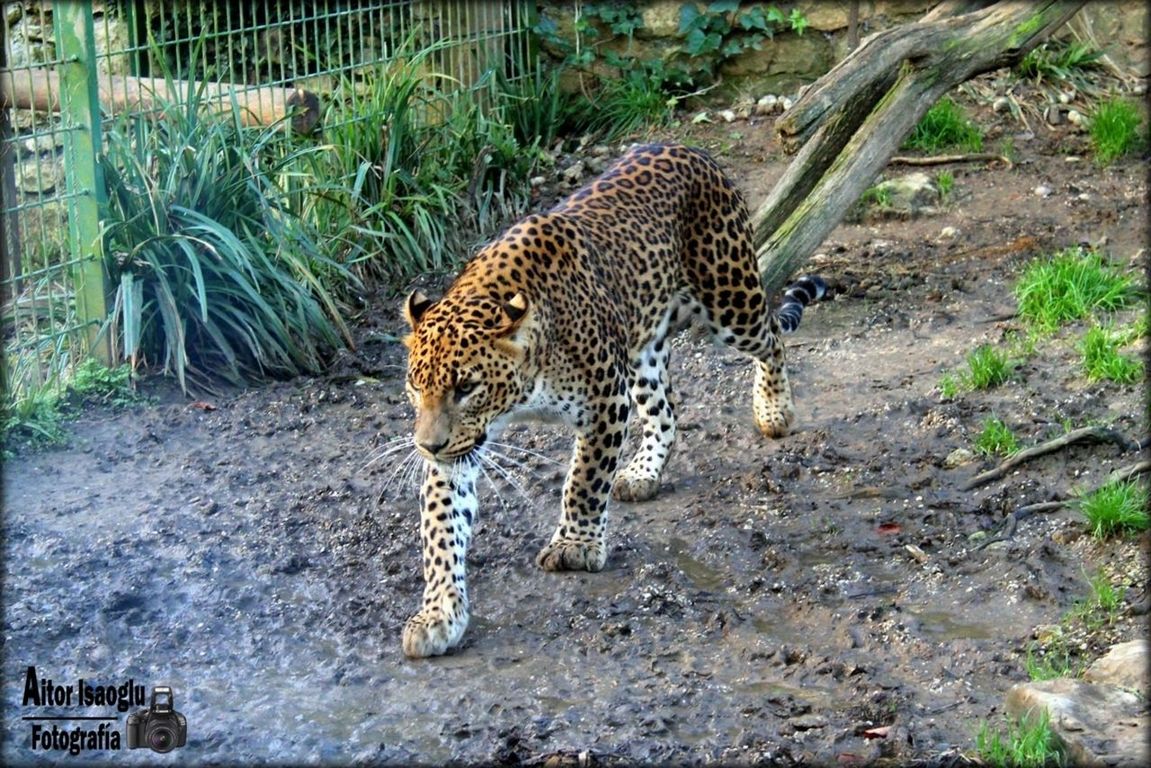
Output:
[3, 79, 1148, 765]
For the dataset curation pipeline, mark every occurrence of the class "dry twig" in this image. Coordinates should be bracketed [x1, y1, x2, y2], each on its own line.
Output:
[962, 425, 1138, 491]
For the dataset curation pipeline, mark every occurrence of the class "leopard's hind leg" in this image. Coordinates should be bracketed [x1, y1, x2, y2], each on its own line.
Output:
[613, 329, 677, 502]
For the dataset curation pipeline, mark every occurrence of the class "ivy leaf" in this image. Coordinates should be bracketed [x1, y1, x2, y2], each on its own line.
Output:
[738, 6, 769, 32]
[678, 3, 704, 35]
[707, 0, 741, 14]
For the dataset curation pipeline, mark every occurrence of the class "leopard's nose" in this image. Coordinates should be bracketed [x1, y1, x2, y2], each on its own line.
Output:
[417, 439, 449, 457]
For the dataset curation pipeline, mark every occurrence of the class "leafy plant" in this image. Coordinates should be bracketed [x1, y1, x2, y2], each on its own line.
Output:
[1080, 325, 1143, 384]
[1015, 248, 1136, 332]
[904, 97, 983, 153]
[1015, 40, 1102, 85]
[101, 77, 353, 391]
[974, 416, 1020, 457]
[1089, 97, 1144, 166]
[1078, 478, 1150, 539]
[572, 65, 677, 142]
[975, 711, 1062, 768]
[62, 359, 140, 410]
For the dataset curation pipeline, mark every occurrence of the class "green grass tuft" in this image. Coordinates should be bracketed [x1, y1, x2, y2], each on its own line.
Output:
[975, 710, 1062, 768]
[966, 345, 1015, 390]
[1080, 326, 1144, 384]
[1078, 479, 1150, 539]
[1090, 97, 1144, 166]
[1015, 248, 1136, 332]
[904, 97, 983, 153]
[974, 416, 1020, 457]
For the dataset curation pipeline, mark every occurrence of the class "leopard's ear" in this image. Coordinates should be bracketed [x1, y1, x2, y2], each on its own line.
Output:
[404, 290, 435, 328]
[496, 292, 529, 337]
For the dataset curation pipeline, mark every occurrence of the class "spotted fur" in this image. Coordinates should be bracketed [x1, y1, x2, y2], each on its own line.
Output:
[399, 143, 823, 657]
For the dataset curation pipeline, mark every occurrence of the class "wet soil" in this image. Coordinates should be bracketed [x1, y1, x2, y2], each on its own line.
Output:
[2, 82, 1148, 765]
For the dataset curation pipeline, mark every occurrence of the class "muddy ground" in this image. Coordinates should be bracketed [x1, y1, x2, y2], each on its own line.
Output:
[3, 78, 1148, 765]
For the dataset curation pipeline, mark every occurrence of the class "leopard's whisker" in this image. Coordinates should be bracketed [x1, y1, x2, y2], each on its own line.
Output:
[378, 446, 423, 500]
[475, 446, 544, 515]
[474, 455, 515, 515]
[362, 435, 417, 471]
[483, 439, 563, 468]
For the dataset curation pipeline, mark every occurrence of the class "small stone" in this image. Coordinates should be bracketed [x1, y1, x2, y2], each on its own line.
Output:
[1045, 104, 1064, 125]
[1067, 109, 1086, 127]
[943, 447, 974, 468]
[1034, 184, 1053, 198]
[780, 96, 794, 111]
[757, 94, 778, 109]
[561, 161, 585, 183]
[992, 96, 1011, 112]
[719, 109, 737, 123]
[938, 226, 958, 240]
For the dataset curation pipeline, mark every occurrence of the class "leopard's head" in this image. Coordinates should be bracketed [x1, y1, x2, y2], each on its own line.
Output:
[402, 289, 535, 464]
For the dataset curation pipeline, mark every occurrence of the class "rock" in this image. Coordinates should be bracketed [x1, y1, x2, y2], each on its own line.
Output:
[640, 0, 682, 38]
[992, 96, 1011, 112]
[1067, 109, 1086, 128]
[1034, 184, 1053, 198]
[863, 172, 940, 218]
[17, 157, 64, 194]
[938, 226, 958, 240]
[943, 447, 974, 468]
[1006, 677, 1148, 768]
[719, 109, 737, 123]
[1083, 639, 1148, 695]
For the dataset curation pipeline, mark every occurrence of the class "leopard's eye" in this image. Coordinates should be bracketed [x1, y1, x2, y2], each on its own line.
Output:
[455, 380, 478, 398]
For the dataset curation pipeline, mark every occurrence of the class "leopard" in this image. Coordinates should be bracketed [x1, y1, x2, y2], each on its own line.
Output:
[399, 143, 825, 658]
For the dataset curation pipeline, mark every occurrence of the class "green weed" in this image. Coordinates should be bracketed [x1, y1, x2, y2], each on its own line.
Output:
[974, 416, 1020, 457]
[1024, 639, 1077, 682]
[936, 170, 955, 199]
[1080, 326, 1144, 384]
[573, 67, 676, 141]
[62, 359, 140, 410]
[1078, 479, 1150, 539]
[1090, 97, 1145, 166]
[904, 97, 983, 153]
[938, 373, 961, 400]
[975, 710, 1062, 768]
[1067, 569, 1123, 630]
[1015, 248, 1136, 332]
[966, 345, 1015, 390]
[1015, 40, 1101, 85]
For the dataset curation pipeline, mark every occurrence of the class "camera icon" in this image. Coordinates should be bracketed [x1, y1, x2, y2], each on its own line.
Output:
[125, 686, 187, 753]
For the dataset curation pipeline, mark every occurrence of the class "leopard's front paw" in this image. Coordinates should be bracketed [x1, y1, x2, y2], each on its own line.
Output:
[536, 539, 607, 572]
[612, 474, 661, 502]
[754, 409, 793, 439]
[402, 606, 468, 658]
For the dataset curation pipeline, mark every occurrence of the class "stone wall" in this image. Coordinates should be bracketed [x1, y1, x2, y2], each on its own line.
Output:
[536, 1, 1149, 100]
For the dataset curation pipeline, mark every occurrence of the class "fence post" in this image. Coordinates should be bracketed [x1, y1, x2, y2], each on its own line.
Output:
[53, 0, 110, 365]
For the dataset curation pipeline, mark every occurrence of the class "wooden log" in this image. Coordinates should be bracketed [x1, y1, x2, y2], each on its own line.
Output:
[752, 0, 1086, 294]
[0, 68, 321, 134]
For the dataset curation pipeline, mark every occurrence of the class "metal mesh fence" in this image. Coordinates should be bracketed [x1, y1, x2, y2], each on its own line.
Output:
[1, 0, 533, 408]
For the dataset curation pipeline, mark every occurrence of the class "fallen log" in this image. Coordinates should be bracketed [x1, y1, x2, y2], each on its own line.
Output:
[752, 0, 1087, 293]
[0, 68, 320, 134]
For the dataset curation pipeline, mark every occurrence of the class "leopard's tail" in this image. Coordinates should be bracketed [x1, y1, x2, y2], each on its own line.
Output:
[775, 275, 826, 334]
